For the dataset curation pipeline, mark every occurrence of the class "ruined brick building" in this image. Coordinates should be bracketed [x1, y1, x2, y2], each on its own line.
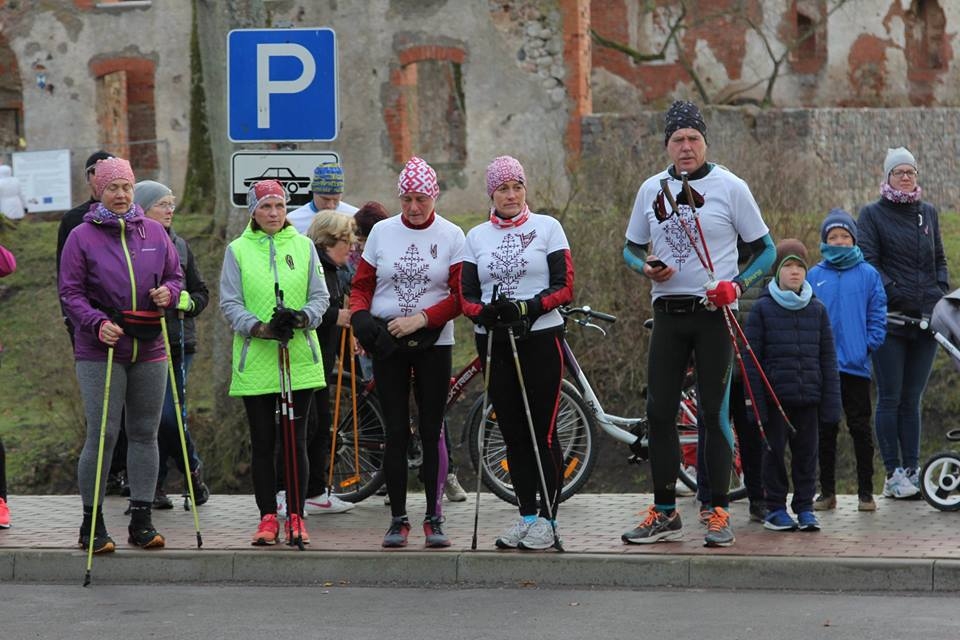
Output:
[0, 0, 956, 211]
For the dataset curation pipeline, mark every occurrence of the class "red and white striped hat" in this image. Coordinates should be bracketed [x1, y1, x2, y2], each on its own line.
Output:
[396, 156, 439, 199]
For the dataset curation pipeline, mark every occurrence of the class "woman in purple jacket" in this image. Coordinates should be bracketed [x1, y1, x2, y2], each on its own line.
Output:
[59, 157, 182, 553]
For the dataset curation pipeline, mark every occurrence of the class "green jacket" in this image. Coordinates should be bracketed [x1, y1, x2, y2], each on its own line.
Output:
[220, 222, 329, 396]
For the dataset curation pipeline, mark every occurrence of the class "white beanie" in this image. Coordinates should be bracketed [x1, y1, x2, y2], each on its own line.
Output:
[884, 147, 916, 178]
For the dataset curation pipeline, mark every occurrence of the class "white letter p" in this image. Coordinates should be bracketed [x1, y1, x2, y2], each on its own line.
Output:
[256, 43, 316, 129]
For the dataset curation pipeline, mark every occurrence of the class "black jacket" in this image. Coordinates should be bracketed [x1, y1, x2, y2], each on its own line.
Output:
[164, 229, 209, 356]
[316, 248, 347, 376]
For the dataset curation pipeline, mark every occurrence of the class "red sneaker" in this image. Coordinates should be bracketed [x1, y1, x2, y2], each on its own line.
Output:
[251, 513, 279, 546]
[287, 513, 310, 545]
[0, 497, 9, 529]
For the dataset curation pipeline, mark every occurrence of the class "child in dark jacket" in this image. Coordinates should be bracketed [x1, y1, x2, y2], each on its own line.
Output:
[808, 209, 886, 511]
[745, 239, 842, 532]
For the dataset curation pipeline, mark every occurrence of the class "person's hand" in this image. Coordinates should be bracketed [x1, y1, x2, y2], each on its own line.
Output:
[495, 298, 528, 324]
[149, 285, 171, 308]
[705, 280, 740, 307]
[476, 303, 499, 329]
[336, 309, 352, 327]
[643, 256, 674, 283]
[98, 320, 124, 346]
[176, 290, 195, 313]
[387, 312, 427, 338]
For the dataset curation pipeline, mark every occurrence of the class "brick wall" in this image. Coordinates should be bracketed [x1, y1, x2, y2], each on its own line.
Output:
[580, 107, 960, 212]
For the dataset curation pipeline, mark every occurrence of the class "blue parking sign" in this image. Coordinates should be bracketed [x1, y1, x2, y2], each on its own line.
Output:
[228, 28, 338, 142]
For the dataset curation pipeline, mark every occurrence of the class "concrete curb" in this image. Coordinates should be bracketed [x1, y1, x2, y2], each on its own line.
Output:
[3, 549, 958, 592]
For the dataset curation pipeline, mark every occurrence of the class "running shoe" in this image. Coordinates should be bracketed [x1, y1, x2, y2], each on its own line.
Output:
[251, 513, 279, 546]
[0, 497, 9, 529]
[763, 509, 798, 531]
[797, 511, 821, 532]
[858, 495, 877, 511]
[287, 513, 310, 544]
[748, 502, 768, 523]
[382, 516, 411, 548]
[622, 506, 683, 544]
[704, 507, 735, 547]
[883, 468, 919, 499]
[444, 473, 468, 502]
[698, 505, 713, 526]
[189, 467, 210, 506]
[78, 515, 116, 554]
[305, 489, 355, 515]
[423, 515, 451, 548]
[518, 517, 559, 551]
[153, 486, 174, 510]
[128, 523, 165, 549]
[495, 517, 534, 549]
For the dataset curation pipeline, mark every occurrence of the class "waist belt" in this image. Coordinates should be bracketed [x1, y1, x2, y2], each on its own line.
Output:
[653, 295, 703, 315]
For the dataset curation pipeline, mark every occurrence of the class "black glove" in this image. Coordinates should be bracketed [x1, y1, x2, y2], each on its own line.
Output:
[251, 321, 280, 341]
[267, 311, 295, 343]
[476, 303, 500, 329]
[496, 298, 529, 324]
[351, 310, 397, 358]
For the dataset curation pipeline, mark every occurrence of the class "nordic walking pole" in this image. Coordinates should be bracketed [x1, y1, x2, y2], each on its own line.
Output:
[506, 326, 564, 552]
[159, 312, 203, 548]
[471, 329, 495, 551]
[275, 284, 304, 550]
[84, 347, 113, 587]
[327, 326, 348, 491]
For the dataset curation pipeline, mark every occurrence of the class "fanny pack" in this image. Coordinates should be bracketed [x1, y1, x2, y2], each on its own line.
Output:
[93, 300, 164, 340]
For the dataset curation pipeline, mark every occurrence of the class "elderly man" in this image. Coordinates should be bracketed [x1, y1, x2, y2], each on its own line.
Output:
[288, 161, 359, 233]
[620, 101, 775, 548]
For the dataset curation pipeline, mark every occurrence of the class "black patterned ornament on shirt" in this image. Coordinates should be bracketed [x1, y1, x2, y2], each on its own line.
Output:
[392, 243, 431, 315]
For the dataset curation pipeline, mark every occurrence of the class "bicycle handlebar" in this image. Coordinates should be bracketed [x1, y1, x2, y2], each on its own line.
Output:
[561, 306, 617, 323]
[886, 312, 931, 331]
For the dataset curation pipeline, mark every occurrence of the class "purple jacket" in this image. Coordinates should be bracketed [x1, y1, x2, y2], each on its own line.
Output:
[59, 205, 182, 363]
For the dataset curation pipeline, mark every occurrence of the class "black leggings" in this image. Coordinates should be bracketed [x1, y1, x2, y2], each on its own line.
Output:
[373, 346, 451, 519]
[243, 390, 313, 518]
[647, 307, 734, 509]
[478, 329, 564, 519]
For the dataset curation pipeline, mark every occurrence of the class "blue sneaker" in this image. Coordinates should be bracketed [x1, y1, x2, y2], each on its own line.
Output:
[797, 511, 821, 532]
[763, 509, 798, 531]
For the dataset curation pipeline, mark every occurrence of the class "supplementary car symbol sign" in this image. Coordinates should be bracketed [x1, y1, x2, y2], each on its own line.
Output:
[243, 167, 312, 195]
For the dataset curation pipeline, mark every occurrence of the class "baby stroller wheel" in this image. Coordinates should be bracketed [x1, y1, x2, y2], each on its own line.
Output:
[920, 452, 960, 511]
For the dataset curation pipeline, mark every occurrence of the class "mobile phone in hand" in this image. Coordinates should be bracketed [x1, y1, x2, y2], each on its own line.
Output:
[646, 258, 667, 270]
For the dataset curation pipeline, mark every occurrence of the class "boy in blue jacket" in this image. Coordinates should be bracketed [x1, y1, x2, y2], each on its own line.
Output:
[808, 209, 887, 511]
[745, 239, 841, 532]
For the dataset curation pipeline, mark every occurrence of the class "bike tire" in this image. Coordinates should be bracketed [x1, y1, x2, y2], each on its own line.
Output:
[467, 379, 599, 505]
[676, 428, 748, 502]
[329, 372, 387, 503]
[920, 451, 960, 512]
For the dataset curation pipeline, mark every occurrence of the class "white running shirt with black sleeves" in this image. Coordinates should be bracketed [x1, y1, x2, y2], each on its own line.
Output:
[463, 212, 569, 333]
[625, 166, 768, 301]
[361, 213, 465, 346]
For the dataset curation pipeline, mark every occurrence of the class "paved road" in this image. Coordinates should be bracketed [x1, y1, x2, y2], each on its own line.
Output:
[1, 584, 958, 640]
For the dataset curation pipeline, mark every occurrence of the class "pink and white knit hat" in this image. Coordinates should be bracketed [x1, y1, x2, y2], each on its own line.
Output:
[397, 156, 439, 199]
[485, 155, 525, 197]
[93, 157, 135, 199]
[247, 179, 287, 215]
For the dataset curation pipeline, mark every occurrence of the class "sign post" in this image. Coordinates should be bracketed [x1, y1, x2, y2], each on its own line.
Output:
[228, 28, 338, 142]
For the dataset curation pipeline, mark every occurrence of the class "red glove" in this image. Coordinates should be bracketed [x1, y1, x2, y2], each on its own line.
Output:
[706, 280, 740, 307]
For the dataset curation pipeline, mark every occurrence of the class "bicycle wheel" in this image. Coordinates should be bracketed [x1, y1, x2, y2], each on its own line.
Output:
[676, 427, 748, 502]
[329, 372, 387, 503]
[467, 379, 599, 505]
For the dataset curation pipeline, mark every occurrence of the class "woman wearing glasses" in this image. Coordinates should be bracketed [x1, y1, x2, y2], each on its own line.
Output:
[135, 181, 211, 510]
[858, 147, 950, 500]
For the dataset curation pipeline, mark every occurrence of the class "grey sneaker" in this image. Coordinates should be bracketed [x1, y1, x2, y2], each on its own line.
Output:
[517, 517, 558, 550]
[622, 506, 683, 544]
[422, 515, 451, 548]
[704, 507, 735, 547]
[495, 517, 534, 549]
[444, 473, 468, 502]
[382, 517, 411, 548]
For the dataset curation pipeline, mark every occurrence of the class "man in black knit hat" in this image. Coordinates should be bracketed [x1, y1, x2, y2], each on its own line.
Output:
[621, 100, 776, 548]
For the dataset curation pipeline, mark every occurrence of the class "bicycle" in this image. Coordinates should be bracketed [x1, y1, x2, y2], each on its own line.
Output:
[327, 309, 746, 504]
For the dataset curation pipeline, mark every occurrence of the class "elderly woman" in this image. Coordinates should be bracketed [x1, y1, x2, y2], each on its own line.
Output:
[350, 157, 465, 548]
[297, 210, 356, 514]
[59, 157, 182, 552]
[460, 156, 574, 550]
[858, 147, 950, 500]
[220, 180, 329, 546]
[134, 181, 210, 510]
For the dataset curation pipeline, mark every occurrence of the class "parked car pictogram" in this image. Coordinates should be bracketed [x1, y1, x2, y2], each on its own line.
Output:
[243, 167, 312, 195]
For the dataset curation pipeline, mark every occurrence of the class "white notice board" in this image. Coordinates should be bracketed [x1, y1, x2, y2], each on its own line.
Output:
[12, 149, 72, 213]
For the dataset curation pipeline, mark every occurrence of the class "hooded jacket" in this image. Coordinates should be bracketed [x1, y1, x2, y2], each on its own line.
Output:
[58, 204, 183, 363]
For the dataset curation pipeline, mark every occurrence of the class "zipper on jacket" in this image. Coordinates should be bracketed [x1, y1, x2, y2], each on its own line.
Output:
[119, 219, 140, 362]
[304, 329, 320, 364]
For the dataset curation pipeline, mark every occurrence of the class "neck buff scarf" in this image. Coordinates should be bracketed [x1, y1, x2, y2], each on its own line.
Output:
[489, 203, 531, 229]
[768, 278, 812, 311]
[820, 243, 864, 270]
[881, 181, 923, 204]
[93, 201, 139, 223]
